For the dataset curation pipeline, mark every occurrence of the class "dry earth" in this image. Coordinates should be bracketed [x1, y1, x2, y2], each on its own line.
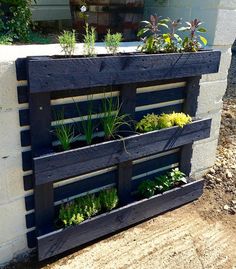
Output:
[5, 98, 236, 269]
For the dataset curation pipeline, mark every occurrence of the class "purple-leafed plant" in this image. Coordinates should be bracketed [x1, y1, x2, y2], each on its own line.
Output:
[178, 19, 207, 52]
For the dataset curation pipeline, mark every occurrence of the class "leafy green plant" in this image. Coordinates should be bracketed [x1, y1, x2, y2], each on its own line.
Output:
[99, 188, 119, 211]
[157, 114, 173, 129]
[169, 168, 187, 184]
[100, 95, 129, 141]
[83, 23, 96, 57]
[54, 110, 77, 151]
[138, 180, 156, 198]
[58, 30, 76, 57]
[162, 18, 182, 53]
[0, 34, 13, 45]
[75, 194, 101, 218]
[136, 113, 159, 133]
[169, 112, 192, 128]
[178, 19, 207, 52]
[75, 97, 95, 145]
[0, 0, 35, 42]
[137, 14, 169, 53]
[155, 175, 173, 192]
[105, 30, 122, 55]
[59, 203, 84, 227]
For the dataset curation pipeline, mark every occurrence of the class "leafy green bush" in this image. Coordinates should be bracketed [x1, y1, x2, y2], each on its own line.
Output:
[59, 203, 84, 227]
[138, 168, 187, 198]
[138, 15, 207, 53]
[99, 188, 119, 211]
[138, 180, 156, 198]
[136, 113, 159, 133]
[58, 30, 76, 57]
[75, 194, 101, 218]
[0, 0, 35, 42]
[136, 112, 192, 133]
[105, 30, 122, 55]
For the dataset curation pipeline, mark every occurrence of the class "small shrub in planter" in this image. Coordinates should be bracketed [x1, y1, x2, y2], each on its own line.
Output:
[138, 168, 187, 199]
[105, 30, 123, 55]
[136, 112, 192, 133]
[58, 30, 76, 57]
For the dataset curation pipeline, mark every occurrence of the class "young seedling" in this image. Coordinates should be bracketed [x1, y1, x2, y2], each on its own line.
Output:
[178, 19, 207, 52]
[58, 30, 76, 57]
[83, 23, 96, 57]
[105, 30, 122, 55]
[54, 109, 77, 151]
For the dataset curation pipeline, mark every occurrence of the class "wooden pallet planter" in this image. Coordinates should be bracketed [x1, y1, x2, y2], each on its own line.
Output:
[37, 179, 204, 261]
[15, 49, 221, 261]
[34, 118, 211, 185]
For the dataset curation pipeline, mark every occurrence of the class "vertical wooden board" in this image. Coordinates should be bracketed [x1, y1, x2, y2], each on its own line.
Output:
[29, 92, 54, 236]
[180, 76, 202, 176]
[15, 58, 27, 81]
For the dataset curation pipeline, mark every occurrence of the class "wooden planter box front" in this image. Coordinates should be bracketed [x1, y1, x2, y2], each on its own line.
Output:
[27, 50, 221, 94]
[34, 118, 211, 185]
[37, 179, 204, 261]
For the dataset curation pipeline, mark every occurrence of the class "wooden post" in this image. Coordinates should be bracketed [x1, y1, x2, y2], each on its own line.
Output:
[29, 92, 54, 236]
[180, 76, 202, 176]
[118, 84, 136, 205]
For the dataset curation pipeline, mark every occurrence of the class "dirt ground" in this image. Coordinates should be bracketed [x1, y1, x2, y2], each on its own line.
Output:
[5, 98, 236, 269]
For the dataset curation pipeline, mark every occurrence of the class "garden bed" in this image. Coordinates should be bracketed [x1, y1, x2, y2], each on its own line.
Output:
[37, 179, 204, 261]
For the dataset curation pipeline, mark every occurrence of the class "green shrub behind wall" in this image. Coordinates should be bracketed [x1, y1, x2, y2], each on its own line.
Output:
[0, 0, 35, 42]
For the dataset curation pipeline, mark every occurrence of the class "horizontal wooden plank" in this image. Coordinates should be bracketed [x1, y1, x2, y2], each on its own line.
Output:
[27, 51, 221, 93]
[19, 87, 185, 126]
[18, 79, 185, 104]
[27, 230, 36, 249]
[37, 179, 204, 260]
[34, 119, 211, 185]
[19, 103, 183, 148]
[24, 150, 179, 212]
[17, 86, 29, 104]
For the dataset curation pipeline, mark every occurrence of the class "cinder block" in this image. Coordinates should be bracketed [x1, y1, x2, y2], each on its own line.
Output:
[214, 9, 236, 46]
[202, 46, 232, 82]
[0, 61, 19, 111]
[0, 199, 26, 245]
[191, 139, 218, 174]
[0, 110, 22, 156]
[197, 80, 227, 115]
[0, 153, 25, 203]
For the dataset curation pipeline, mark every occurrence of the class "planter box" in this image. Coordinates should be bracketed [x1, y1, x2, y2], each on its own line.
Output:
[34, 118, 212, 185]
[37, 179, 204, 261]
[27, 50, 221, 93]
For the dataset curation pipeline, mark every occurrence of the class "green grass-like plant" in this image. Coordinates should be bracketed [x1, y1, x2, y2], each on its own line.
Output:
[75, 97, 95, 145]
[58, 30, 76, 57]
[54, 110, 76, 151]
[100, 95, 130, 141]
[83, 23, 96, 57]
[99, 188, 119, 211]
[105, 30, 122, 55]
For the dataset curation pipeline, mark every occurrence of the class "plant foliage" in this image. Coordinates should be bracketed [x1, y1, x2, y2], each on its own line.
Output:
[58, 30, 76, 57]
[99, 188, 119, 211]
[105, 30, 122, 55]
[83, 23, 96, 57]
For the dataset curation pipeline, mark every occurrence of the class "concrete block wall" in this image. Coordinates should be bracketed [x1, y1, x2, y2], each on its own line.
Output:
[0, 0, 235, 264]
[144, 0, 236, 178]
